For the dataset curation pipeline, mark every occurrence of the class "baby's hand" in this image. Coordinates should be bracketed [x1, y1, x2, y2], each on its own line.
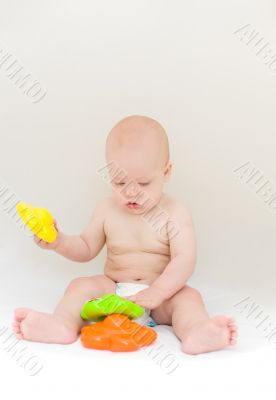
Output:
[33, 219, 60, 250]
[125, 286, 167, 310]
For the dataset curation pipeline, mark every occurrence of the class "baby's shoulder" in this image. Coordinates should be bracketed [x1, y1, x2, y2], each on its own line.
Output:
[92, 197, 113, 216]
[161, 194, 193, 224]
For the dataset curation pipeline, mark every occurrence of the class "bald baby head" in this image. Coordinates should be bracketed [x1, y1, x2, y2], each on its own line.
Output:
[105, 115, 170, 169]
[105, 115, 172, 213]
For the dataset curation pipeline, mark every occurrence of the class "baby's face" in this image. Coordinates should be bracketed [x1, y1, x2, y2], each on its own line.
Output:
[108, 146, 171, 214]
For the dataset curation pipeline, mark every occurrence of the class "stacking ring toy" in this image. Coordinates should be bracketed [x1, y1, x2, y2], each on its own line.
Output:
[80, 314, 157, 351]
[80, 294, 144, 322]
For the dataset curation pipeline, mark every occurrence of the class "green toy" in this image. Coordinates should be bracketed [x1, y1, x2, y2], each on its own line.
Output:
[80, 293, 144, 322]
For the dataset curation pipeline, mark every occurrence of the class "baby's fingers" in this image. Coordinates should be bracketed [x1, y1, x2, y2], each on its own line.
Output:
[33, 235, 41, 244]
[33, 235, 48, 248]
[53, 219, 59, 232]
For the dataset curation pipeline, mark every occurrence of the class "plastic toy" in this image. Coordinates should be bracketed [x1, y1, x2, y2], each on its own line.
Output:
[80, 294, 158, 351]
[80, 314, 157, 351]
[80, 293, 144, 322]
[16, 202, 58, 243]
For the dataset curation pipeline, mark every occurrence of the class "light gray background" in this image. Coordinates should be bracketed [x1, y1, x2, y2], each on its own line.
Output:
[0, 0, 275, 316]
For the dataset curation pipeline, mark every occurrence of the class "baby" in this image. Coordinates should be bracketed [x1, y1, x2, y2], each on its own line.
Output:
[12, 115, 238, 355]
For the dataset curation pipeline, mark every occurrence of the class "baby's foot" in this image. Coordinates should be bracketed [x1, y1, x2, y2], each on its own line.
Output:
[181, 315, 238, 355]
[12, 308, 77, 344]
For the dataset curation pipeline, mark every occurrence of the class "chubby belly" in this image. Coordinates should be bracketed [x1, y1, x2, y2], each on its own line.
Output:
[104, 250, 170, 285]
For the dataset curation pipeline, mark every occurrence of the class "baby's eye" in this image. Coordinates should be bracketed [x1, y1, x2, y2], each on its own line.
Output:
[139, 182, 150, 186]
[115, 183, 125, 186]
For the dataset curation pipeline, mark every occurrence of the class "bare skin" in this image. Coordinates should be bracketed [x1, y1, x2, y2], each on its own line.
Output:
[12, 115, 238, 354]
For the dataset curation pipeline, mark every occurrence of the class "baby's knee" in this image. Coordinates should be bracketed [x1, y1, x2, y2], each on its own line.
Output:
[173, 285, 203, 305]
[64, 274, 105, 294]
[183, 285, 202, 298]
[65, 277, 87, 292]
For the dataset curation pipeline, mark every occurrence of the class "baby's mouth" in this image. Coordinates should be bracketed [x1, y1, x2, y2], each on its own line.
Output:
[126, 202, 140, 209]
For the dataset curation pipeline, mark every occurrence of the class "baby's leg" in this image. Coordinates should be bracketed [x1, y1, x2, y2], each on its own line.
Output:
[151, 285, 238, 355]
[12, 275, 116, 344]
[170, 286, 238, 355]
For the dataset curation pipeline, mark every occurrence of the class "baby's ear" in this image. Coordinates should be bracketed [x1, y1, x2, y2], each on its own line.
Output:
[164, 161, 172, 181]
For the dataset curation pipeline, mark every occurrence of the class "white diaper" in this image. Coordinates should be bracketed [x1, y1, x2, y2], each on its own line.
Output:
[115, 282, 157, 327]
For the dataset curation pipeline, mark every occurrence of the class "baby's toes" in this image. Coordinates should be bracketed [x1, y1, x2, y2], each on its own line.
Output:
[12, 322, 24, 339]
[226, 319, 238, 343]
[12, 320, 24, 339]
[14, 307, 30, 323]
[230, 326, 238, 336]
[15, 332, 24, 339]
[229, 326, 238, 345]
[228, 318, 238, 329]
[228, 322, 238, 335]
[228, 320, 237, 328]
[13, 308, 30, 338]
[12, 321, 21, 334]
[230, 336, 237, 345]
[228, 318, 238, 328]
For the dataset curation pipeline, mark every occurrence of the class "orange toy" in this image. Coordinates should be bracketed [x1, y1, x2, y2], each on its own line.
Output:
[80, 314, 157, 352]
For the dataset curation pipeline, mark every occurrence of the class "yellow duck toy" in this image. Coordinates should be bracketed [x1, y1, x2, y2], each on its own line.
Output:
[16, 202, 58, 243]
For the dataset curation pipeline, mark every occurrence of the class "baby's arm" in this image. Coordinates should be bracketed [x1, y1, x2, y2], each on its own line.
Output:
[151, 202, 197, 299]
[35, 201, 107, 263]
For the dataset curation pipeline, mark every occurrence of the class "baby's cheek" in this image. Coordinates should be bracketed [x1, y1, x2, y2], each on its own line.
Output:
[148, 190, 161, 203]
[112, 190, 124, 201]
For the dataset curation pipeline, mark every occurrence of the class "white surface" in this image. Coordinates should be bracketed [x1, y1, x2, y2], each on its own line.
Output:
[1, 254, 276, 398]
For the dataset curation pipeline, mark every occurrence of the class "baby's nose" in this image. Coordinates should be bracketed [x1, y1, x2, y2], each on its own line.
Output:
[125, 182, 139, 196]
